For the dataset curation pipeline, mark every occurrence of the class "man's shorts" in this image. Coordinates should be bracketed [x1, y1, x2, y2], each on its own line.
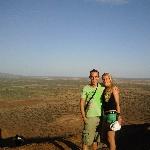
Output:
[82, 117, 101, 146]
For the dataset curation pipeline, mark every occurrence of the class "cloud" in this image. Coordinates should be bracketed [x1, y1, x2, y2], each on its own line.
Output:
[97, 0, 128, 4]
[85, 0, 128, 5]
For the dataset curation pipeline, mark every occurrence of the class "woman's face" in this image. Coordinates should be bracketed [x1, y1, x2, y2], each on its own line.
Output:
[102, 75, 111, 87]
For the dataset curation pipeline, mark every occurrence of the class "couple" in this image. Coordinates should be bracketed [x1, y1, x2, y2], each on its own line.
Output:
[80, 69, 122, 150]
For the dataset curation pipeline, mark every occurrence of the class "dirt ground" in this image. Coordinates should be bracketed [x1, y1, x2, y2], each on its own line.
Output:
[0, 78, 149, 150]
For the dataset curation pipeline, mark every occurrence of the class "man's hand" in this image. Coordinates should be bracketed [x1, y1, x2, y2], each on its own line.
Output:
[83, 117, 87, 123]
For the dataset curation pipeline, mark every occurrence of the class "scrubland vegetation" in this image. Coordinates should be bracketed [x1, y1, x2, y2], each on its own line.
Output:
[0, 77, 149, 149]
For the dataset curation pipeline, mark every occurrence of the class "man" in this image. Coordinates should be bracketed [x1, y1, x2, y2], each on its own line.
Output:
[80, 69, 105, 150]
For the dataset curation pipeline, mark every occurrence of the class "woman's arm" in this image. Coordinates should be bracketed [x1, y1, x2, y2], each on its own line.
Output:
[113, 86, 120, 113]
[113, 86, 122, 123]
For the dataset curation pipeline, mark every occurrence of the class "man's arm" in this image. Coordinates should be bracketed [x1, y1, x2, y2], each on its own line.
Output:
[80, 98, 87, 123]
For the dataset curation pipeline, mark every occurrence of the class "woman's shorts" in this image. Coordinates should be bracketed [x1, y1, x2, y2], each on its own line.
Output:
[103, 113, 117, 124]
[82, 117, 101, 146]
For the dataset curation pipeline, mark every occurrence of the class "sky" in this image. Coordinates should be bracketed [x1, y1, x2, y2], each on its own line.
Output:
[0, 0, 150, 78]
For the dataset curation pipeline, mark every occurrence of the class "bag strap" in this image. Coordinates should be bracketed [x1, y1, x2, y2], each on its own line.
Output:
[84, 83, 98, 111]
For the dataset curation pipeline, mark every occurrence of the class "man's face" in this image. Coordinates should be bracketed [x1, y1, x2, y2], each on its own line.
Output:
[89, 72, 99, 86]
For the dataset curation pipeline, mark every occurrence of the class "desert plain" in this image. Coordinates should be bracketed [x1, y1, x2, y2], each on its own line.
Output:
[0, 76, 149, 150]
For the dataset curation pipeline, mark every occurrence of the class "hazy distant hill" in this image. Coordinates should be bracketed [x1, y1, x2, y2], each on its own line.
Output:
[0, 72, 149, 81]
[0, 73, 23, 78]
[0, 72, 86, 80]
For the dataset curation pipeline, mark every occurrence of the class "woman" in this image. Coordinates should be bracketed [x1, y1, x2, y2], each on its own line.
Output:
[101, 73, 122, 150]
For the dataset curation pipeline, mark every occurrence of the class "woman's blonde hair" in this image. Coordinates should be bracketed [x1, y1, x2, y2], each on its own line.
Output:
[102, 73, 112, 82]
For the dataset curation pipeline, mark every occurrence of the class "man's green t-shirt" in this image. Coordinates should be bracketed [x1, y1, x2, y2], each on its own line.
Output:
[81, 83, 105, 117]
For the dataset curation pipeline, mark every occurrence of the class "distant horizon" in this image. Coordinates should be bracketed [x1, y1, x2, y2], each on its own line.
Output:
[0, 72, 149, 79]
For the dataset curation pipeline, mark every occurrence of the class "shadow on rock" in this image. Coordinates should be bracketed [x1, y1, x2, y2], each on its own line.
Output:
[0, 134, 81, 150]
[116, 123, 150, 150]
[0, 134, 26, 147]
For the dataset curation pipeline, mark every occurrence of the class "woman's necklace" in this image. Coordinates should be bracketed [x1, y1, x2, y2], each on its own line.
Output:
[104, 87, 112, 102]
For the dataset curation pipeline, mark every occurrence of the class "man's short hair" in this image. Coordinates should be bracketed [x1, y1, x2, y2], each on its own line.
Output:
[90, 69, 99, 77]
